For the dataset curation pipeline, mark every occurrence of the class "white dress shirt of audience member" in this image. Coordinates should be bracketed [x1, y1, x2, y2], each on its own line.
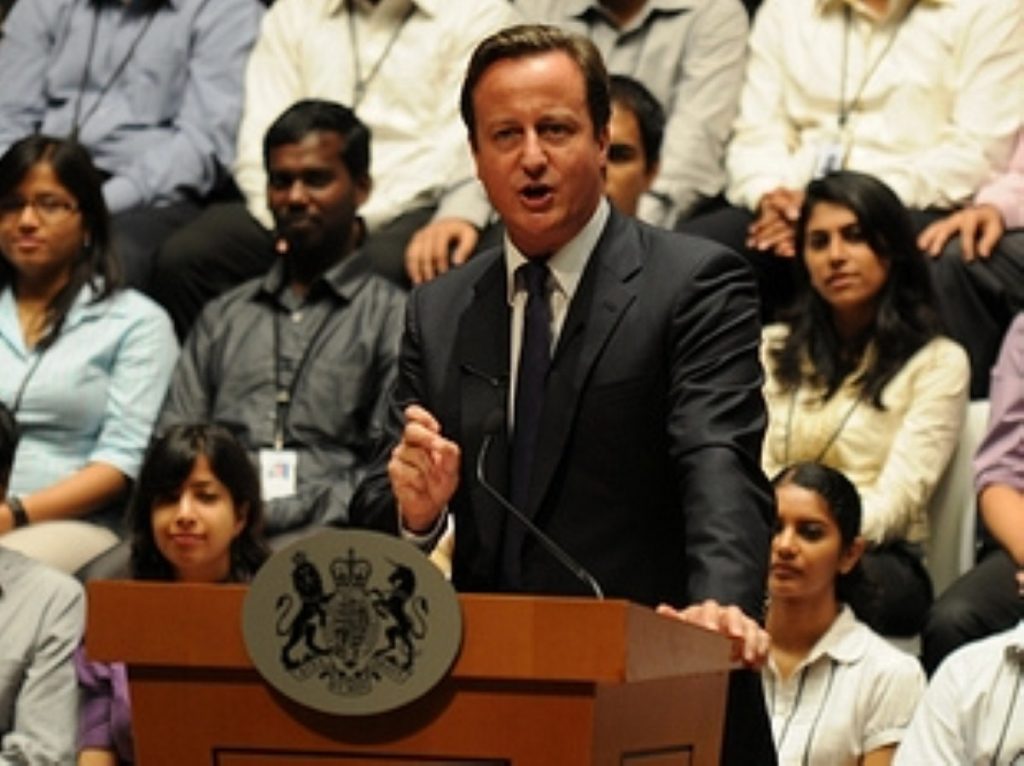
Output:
[76, 423, 270, 765]
[679, 0, 1023, 325]
[0, 0, 264, 290]
[922, 312, 1024, 675]
[896, 619, 1024, 765]
[919, 130, 1024, 397]
[514, 0, 750, 230]
[148, 0, 521, 340]
[0, 135, 178, 574]
[0, 398, 85, 766]
[157, 99, 404, 547]
[760, 171, 969, 638]
[765, 463, 925, 766]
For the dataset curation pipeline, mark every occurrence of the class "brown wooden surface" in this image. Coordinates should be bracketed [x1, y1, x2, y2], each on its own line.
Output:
[86, 581, 731, 766]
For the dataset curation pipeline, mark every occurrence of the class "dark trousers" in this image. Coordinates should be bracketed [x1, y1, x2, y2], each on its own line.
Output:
[859, 543, 934, 637]
[927, 231, 1024, 398]
[676, 204, 796, 323]
[149, 201, 429, 341]
[722, 669, 777, 765]
[112, 200, 202, 291]
[922, 547, 1024, 675]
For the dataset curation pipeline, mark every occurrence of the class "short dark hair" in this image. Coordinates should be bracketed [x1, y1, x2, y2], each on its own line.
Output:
[772, 170, 942, 407]
[609, 75, 665, 170]
[129, 423, 269, 582]
[0, 135, 121, 348]
[262, 99, 371, 183]
[0, 401, 18, 494]
[772, 462, 876, 617]
[460, 24, 610, 147]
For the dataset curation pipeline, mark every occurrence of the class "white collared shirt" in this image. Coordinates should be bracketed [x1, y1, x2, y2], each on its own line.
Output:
[234, 0, 520, 231]
[896, 621, 1024, 765]
[504, 198, 610, 422]
[763, 606, 925, 766]
[726, 0, 1023, 211]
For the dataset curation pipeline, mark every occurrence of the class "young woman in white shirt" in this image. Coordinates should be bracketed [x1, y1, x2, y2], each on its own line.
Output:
[765, 462, 925, 766]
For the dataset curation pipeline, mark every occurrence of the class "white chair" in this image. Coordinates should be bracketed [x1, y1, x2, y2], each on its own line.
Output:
[925, 399, 991, 597]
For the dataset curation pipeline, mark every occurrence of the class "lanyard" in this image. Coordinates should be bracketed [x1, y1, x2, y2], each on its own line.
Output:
[346, 1, 416, 109]
[784, 386, 862, 465]
[70, 1, 158, 139]
[837, 2, 917, 129]
[9, 352, 46, 416]
[271, 304, 335, 451]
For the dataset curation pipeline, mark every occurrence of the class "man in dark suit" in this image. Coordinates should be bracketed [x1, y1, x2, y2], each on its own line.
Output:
[351, 25, 775, 764]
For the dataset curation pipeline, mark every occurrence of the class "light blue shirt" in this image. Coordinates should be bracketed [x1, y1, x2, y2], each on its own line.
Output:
[0, 0, 263, 213]
[0, 285, 178, 517]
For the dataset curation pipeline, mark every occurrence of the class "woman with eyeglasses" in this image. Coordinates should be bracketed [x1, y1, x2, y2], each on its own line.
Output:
[0, 135, 177, 573]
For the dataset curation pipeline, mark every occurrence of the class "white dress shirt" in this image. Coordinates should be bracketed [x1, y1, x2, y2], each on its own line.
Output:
[726, 0, 1024, 211]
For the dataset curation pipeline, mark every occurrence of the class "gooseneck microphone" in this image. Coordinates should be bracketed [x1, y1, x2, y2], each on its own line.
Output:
[476, 411, 604, 599]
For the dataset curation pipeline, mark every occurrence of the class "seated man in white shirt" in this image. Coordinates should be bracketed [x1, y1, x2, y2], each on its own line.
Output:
[678, 0, 1022, 324]
[149, 0, 519, 340]
[896, 619, 1024, 765]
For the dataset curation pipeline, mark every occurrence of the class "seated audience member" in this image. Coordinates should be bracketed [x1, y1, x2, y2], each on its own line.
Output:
[0, 136, 177, 573]
[922, 313, 1024, 675]
[919, 132, 1024, 397]
[679, 0, 1022, 322]
[761, 171, 969, 637]
[77, 423, 269, 765]
[896, 619, 1024, 765]
[0, 399, 85, 765]
[766, 463, 924, 766]
[149, 0, 519, 338]
[605, 75, 665, 218]
[514, 0, 748, 229]
[158, 100, 404, 547]
[0, 0, 263, 289]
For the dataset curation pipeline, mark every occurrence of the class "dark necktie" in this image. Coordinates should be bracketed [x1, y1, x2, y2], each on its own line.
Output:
[503, 259, 551, 586]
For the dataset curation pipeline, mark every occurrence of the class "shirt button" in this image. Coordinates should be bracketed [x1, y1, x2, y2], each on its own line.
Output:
[291, 311, 304, 323]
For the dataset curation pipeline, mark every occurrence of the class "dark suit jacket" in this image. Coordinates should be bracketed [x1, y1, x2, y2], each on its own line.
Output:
[351, 208, 773, 618]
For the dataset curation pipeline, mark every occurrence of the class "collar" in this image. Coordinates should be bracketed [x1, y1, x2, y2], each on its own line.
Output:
[328, 0, 432, 19]
[568, 0, 696, 28]
[258, 251, 371, 307]
[815, 0, 946, 23]
[800, 605, 869, 668]
[504, 197, 610, 306]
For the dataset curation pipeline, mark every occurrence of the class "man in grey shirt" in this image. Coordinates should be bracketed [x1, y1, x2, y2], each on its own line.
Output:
[0, 401, 85, 765]
[158, 99, 405, 545]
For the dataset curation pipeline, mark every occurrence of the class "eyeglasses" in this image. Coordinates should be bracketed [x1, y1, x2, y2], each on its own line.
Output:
[0, 195, 80, 225]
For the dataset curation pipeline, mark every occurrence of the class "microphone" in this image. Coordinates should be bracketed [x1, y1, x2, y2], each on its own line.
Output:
[476, 410, 604, 599]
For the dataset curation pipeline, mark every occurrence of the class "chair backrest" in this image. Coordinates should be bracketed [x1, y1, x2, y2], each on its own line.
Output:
[925, 399, 990, 596]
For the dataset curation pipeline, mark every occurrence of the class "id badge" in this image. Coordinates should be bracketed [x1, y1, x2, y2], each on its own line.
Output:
[812, 134, 850, 178]
[259, 449, 298, 500]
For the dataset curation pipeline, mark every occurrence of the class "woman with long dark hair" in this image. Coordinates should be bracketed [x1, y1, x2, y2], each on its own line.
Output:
[77, 423, 268, 765]
[764, 463, 924, 766]
[761, 170, 969, 636]
[0, 135, 177, 572]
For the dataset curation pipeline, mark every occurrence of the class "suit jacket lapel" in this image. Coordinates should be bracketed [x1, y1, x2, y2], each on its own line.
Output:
[526, 210, 641, 514]
[454, 256, 512, 566]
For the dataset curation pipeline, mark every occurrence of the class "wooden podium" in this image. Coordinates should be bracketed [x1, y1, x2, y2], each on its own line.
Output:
[86, 581, 732, 765]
